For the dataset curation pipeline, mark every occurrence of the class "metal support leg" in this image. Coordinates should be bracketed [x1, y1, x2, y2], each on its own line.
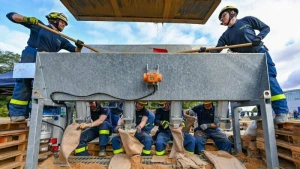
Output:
[260, 99, 279, 168]
[26, 98, 44, 169]
[170, 101, 183, 128]
[123, 101, 135, 131]
[231, 102, 242, 153]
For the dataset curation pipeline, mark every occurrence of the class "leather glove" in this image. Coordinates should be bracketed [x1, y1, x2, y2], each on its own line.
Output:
[114, 125, 122, 133]
[200, 123, 211, 131]
[79, 123, 92, 129]
[161, 120, 169, 129]
[187, 109, 195, 116]
[252, 37, 262, 46]
[75, 39, 84, 49]
[198, 47, 207, 53]
[23, 16, 38, 25]
[136, 126, 142, 133]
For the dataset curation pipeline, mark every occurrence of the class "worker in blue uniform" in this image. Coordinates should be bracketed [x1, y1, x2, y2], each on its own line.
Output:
[199, 6, 289, 124]
[75, 102, 112, 156]
[111, 102, 154, 156]
[192, 102, 232, 155]
[6, 12, 84, 122]
[154, 102, 195, 156]
[107, 102, 124, 130]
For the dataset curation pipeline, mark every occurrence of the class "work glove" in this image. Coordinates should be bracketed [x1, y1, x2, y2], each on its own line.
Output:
[136, 126, 142, 133]
[180, 120, 186, 128]
[198, 47, 207, 53]
[161, 120, 169, 129]
[200, 123, 211, 131]
[23, 16, 38, 25]
[79, 123, 92, 129]
[114, 125, 122, 133]
[75, 39, 84, 49]
[252, 37, 262, 46]
[187, 109, 195, 116]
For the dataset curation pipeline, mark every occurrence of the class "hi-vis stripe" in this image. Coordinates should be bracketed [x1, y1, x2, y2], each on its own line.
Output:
[10, 99, 28, 106]
[271, 94, 286, 101]
[75, 146, 88, 153]
[99, 130, 110, 134]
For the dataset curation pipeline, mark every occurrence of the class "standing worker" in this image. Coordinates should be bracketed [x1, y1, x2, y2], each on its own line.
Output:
[199, 6, 289, 124]
[75, 102, 112, 156]
[192, 102, 232, 155]
[154, 102, 195, 156]
[112, 102, 154, 156]
[6, 12, 84, 122]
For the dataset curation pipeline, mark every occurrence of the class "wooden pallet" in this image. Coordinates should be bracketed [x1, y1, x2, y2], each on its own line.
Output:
[0, 128, 28, 169]
[260, 150, 299, 169]
[257, 129, 300, 146]
[257, 137, 300, 168]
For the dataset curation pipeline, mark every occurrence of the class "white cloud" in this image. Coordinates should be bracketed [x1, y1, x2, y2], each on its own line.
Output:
[0, 25, 28, 54]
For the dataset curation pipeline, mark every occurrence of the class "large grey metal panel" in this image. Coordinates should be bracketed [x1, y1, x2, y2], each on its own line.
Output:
[33, 53, 269, 101]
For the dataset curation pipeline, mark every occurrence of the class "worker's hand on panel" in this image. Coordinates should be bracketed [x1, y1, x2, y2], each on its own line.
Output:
[198, 47, 207, 53]
[136, 126, 142, 133]
[114, 125, 122, 133]
[252, 37, 262, 46]
[23, 16, 38, 25]
[75, 39, 84, 49]
[161, 120, 169, 129]
[200, 123, 211, 131]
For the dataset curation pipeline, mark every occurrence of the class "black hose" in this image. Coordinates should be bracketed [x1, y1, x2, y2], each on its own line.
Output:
[42, 120, 65, 132]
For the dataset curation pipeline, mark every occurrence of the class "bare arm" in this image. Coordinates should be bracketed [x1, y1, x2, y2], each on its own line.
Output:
[117, 116, 124, 126]
[91, 114, 107, 126]
[138, 116, 148, 128]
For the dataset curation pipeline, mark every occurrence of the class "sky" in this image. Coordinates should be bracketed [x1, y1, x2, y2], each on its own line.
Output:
[0, 0, 299, 91]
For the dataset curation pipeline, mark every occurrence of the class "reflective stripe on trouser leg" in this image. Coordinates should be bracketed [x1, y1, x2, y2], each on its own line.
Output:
[112, 136, 122, 154]
[10, 99, 28, 106]
[142, 149, 151, 155]
[99, 130, 110, 134]
[155, 150, 165, 156]
[75, 146, 88, 154]
[113, 148, 124, 154]
[98, 121, 112, 146]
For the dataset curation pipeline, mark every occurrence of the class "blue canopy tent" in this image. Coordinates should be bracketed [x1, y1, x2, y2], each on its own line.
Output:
[0, 71, 15, 95]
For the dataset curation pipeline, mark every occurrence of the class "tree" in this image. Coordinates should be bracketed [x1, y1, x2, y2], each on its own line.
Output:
[252, 106, 258, 113]
[0, 50, 20, 74]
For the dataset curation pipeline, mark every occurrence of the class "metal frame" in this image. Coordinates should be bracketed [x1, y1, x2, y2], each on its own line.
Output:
[25, 50, 278, 169]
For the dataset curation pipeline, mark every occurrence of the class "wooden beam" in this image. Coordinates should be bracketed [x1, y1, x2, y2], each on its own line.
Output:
[110, 0, 122, 17]
[163, 0, 172, 18]
[203, 0, 221, 24]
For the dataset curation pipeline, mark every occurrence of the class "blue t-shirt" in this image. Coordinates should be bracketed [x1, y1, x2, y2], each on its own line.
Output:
[212, 16, 270, 53]
[6, 12, 76, 52]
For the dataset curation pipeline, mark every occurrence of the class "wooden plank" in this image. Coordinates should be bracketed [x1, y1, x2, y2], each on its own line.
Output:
[163, 0, 172, 18]
[110, 0, 122, 17]
[0, 140, 27, 149]
[0, 129, 28, 137]
[0, 150, 26, 161]
[0, 161, 23, 169]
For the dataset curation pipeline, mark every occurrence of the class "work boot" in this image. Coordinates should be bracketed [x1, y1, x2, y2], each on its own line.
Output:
[99, 147, 106, 157]
[10, 116, 26, 122]
[249, 116, 261, 120]
[274, 114, 288, 124]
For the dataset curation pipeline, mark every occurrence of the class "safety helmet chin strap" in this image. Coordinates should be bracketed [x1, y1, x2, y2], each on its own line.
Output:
[49, 19, 62, 32]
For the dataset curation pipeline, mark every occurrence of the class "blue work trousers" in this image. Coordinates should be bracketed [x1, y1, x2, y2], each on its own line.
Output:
[112, 130, 153, 156]
[9, 47, 37, 117]
[75, 121, 112, 156]
[155, 130, 195, 155]
[194, 128, 232, 154]
[257, 48, 288, 115]
[111, 113, 120, 130]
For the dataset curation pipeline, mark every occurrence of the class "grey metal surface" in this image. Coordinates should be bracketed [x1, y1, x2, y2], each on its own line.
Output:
[231, 103, 242, 153]
[33, 53, 269, 101]
[26, 99, 44, 169]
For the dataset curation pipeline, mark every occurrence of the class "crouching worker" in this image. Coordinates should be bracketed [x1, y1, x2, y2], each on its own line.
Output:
[192, 102, 232, 156]
[111, 102, 154, 156]
[75, 102, 112, 156]
[155, 102, 195, 156]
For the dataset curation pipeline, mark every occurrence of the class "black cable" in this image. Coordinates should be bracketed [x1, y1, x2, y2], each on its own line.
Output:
[50, 84, 157, 102]
[42, 120, 65, 132]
